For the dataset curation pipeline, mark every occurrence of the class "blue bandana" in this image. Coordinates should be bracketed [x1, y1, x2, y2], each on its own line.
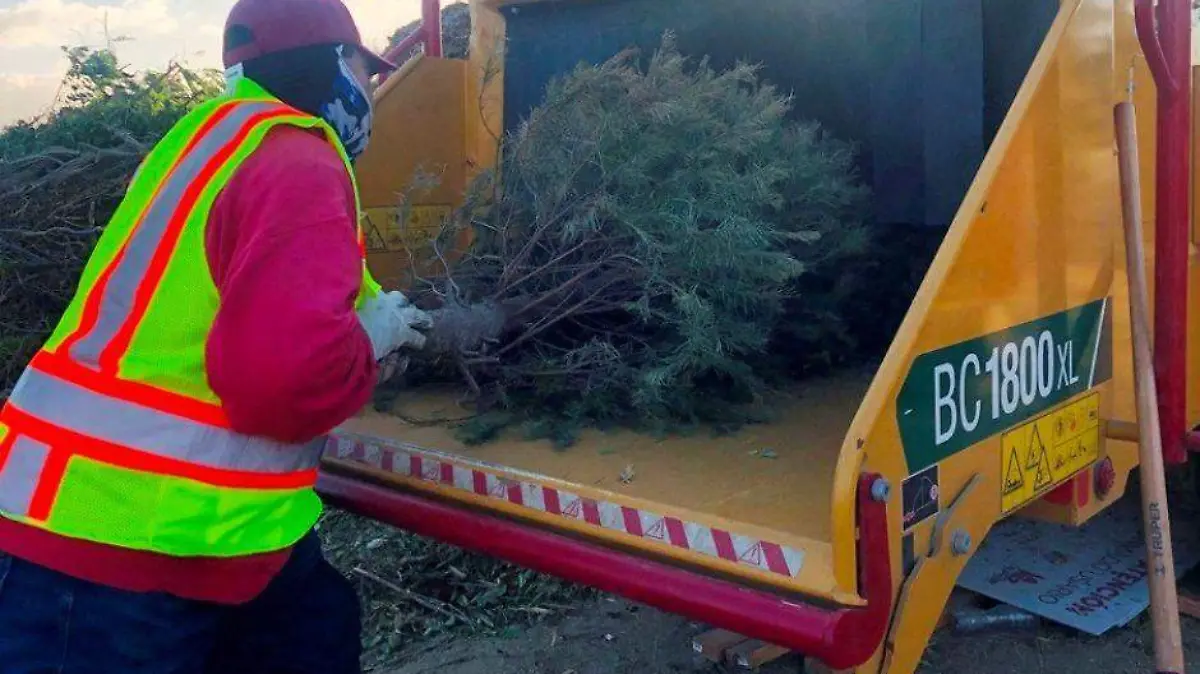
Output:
[319, 45, 374, 162]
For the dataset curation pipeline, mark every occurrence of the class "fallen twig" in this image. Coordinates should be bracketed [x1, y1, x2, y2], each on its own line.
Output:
[352, 566, 472, 624]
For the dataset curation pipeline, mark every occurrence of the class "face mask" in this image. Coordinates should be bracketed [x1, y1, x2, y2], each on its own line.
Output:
[319, 45, 374, 162]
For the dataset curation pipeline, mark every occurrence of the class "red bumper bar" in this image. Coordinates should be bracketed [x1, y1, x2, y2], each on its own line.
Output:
[317, 471, 893, 670]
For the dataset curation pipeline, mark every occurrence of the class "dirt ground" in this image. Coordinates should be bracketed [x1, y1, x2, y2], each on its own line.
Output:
[378, 596, 1200, 674]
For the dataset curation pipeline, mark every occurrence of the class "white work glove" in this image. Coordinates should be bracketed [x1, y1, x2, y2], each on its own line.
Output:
[356, 291, 433, 362]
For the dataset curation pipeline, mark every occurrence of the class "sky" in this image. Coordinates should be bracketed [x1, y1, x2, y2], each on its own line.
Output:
[0, 0, 422, 126]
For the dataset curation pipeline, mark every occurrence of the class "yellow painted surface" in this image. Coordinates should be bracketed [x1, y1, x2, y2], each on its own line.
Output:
[468, 0, 506, 177]
[883, 473, 993, 674]
[336, 371, 871, 605]
[838, 1, 1138, 670]
[1016, 0, 1152, 528]
[357, 5, 505, 291]
[358, 56, 469, 289]
[360, 57, 469, 209]
[1000, 393, 1100, 514]
[345, 1, 1200, 672]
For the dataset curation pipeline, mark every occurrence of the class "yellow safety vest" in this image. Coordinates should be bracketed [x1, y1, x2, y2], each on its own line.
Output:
[0, 77, 380, 558]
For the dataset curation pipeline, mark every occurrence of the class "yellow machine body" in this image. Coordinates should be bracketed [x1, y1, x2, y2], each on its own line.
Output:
[329, 1, 1198, 671]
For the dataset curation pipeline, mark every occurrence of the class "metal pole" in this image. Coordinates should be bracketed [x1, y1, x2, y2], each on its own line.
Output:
[423, 0, 443, 58]
[1135, 0, 1192, 465]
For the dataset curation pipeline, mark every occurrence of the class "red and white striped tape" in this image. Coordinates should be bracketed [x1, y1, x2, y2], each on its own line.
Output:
[326, 434, 806, 578]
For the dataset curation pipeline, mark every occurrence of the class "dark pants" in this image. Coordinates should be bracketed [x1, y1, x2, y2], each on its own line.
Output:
[0, 531, 361, 674]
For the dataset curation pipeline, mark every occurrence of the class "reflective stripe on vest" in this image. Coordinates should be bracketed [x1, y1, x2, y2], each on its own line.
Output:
[62, 101, 290, 372]
[9, 367, 323, 475]
[0, 409, 320, 522]
[0, 435, 46, 519]
[0, 360, 323, 522]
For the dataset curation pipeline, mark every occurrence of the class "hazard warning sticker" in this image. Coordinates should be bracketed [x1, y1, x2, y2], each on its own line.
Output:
[362, 205, 453, 252]
[1001, 393, 1101, 514]
[902, 464, 940, 531]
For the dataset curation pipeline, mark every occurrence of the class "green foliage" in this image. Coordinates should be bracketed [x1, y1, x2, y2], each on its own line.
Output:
[1, 47, 220, 159]
[767, 124, 874, 376]
[0, 47, 220, 394]
[411, 37, 873, 439]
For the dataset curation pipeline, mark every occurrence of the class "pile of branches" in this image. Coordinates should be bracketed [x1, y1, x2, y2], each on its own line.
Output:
[392, 38, 872, 444]
[0, 47, 221, 394]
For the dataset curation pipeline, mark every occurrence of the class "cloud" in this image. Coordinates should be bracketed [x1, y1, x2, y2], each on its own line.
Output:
[344, 0, 425, 52]
[0, 0, 180, 49]
[0, 73, 62, 124]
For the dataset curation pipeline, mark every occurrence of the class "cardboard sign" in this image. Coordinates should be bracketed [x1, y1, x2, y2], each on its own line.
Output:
[958, 497, 1200, 635]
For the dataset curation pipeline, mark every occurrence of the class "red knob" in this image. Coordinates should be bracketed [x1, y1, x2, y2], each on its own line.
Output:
[1094, 458, 1116, 499]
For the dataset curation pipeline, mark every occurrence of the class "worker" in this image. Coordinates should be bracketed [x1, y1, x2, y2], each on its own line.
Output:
[0, 0, 428, 671]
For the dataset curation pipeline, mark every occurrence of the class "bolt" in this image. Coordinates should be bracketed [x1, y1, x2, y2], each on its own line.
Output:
[952, 530, 973, 556]
[870, 478, 891, 503]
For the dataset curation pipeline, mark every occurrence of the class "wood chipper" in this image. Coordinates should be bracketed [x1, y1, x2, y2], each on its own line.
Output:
[317, 0, 1200, 671]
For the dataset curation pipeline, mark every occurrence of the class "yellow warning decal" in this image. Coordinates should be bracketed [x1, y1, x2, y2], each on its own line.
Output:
[1000, 393, 1101, 514]
[362, 205, 453, 252]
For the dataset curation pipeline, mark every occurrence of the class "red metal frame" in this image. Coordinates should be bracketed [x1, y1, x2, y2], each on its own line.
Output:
[384, 0, 444, 66]
[1135, 0, 1192, 465]
[318, 471, 893, 670]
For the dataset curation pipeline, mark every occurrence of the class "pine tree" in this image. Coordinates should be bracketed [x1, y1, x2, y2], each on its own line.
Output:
[393, 37, 873, 443]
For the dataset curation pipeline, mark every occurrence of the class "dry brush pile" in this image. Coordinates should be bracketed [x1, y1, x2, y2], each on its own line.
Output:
[0, 47, 222, 395]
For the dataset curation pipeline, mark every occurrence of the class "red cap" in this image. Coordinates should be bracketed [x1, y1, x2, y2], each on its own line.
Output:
[223, 0, 395, 74]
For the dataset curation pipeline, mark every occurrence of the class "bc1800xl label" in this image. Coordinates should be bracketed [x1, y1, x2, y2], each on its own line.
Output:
[897, 298, 1112, 472]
